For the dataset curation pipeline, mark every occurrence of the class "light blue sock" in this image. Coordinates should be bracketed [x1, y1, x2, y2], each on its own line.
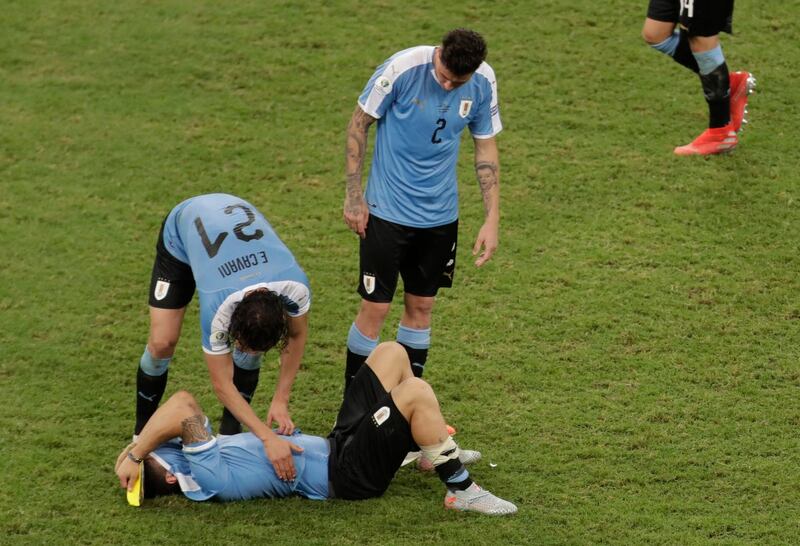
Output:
[692, 45, 725, 75]
[347, 323, 378, 356]
[650, 30, 680, 56]
[139, 346, 170, 376]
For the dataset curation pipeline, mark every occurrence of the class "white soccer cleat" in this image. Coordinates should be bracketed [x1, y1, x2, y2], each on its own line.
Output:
[444, 483, 518, 515]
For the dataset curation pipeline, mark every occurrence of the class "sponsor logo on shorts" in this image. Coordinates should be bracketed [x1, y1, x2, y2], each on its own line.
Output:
[372, 406, 390, 427]
[459, 99, 473, 118]
[154, 280, 170, 301]
[363, 274, 376, 295]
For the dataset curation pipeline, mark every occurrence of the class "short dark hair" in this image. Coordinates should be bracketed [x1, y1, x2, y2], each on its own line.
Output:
[440, 28, 487, 76]
[228, 289, 289, 353]
[143, 457, 181, 499]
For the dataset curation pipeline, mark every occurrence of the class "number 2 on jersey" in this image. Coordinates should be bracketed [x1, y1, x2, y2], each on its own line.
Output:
[431, 118, 446, 144]
[194, 204, 264, 258]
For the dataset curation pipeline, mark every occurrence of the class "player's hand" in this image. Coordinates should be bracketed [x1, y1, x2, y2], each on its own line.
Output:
[115, 441, 137, 474]
[473, 221, 499, 267]
[263, 435, 304, 482]
[116, 454, 141, 491]
[343, 194, 370, 239]
[267, 398, 295, 435]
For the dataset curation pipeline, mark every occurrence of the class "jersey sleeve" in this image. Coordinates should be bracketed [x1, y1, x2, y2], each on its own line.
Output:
[469, 63, 502, 139]
[357, 56, 399, 119]
[264, 280, 311, 318]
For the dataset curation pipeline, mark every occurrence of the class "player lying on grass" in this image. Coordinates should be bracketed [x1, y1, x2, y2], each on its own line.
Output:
[115, 342, 517, 515]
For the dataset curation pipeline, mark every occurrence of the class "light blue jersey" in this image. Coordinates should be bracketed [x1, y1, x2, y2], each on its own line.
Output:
[358, 46, 501, 228]
[160, 194, 310, 354]
[151, 432, 330, 502]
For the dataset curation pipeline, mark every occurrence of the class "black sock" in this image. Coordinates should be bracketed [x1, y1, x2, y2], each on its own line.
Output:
[673, 29, 700, 73]
[135, 368, 168, 434]
[345, 349, 368, 392]
[398, 343, 428, 378]
[219, 366, 260, 435]
[435, 458, 473, 491]
[699, 62, 731, 128]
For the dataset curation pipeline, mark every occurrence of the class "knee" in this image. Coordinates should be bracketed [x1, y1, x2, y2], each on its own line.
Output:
[171, 390, 200, 412]
[356, 301, 391, 337]
[400, 376, 435, 403]
[373, 341, 410, 365]
[148, 335, 178, 358]
[641, 20, 674, 45]
[403, 300, 434, 324]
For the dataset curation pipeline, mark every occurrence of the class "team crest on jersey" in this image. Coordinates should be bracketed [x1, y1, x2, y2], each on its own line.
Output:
[459, 99, 473, 118]
[372, 406, 390, 427]
[154, 280, 170, 301]
[363, 274, 376, 294]
[375, 76, 392, 95]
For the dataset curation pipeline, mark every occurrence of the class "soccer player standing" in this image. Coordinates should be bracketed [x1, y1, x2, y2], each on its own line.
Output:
[642, 0, 755, 155]
[342, 29, 502, 389]
[134, 193, 310, 481]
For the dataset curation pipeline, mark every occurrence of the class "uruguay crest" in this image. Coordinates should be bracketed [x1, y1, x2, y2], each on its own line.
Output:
[154, 280, 170, 301]
[459, 99, 473, 118]
[363, 273, 375, 294]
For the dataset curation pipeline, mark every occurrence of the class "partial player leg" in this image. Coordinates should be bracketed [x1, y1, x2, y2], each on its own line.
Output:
[345, 300, 390, 391]
[397, 293, 434, 378]
[219, 349, 263, 435]
[674, 34, 738, 155]
[135, 306, 186, 435]
[642, 19, 700, 73]
[390, 378, 517, 515]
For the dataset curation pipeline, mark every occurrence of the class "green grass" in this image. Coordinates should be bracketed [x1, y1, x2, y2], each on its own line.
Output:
[2, 0, 799, 543]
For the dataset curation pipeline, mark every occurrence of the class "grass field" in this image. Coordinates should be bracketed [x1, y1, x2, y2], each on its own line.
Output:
[2, 0, 800, 544]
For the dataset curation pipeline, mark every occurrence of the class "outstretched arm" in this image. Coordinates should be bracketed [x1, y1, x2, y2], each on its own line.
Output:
[267, 313, 309, 434]
[343, 106, 377, 238]
[472, 136, 500, 267]
[206, 353, 303, 481]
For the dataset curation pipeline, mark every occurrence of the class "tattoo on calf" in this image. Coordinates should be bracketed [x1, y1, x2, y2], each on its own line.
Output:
[181, 414, 211, 444]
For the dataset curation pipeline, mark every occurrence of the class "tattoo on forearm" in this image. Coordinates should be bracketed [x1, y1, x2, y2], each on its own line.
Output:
[181, 414, 211, 444]
[475, 161, 498, 214]
[344, 108, 375, 212]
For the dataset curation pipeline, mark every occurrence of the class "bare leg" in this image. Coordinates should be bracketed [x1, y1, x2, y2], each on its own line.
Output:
[364, 342, 414, 392]
[398, 293, 434, 377]
[147, 306, 187, 357]
[641, 18, 676, 45]
[389, 377, 448, 446]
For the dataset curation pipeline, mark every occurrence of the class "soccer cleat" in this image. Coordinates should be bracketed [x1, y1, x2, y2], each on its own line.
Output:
[729, 71, 756, 132]
[444, 483, 518, 515]
[673, 124, 738, 156]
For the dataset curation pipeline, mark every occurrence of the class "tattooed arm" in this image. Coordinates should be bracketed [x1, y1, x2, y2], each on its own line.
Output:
[343, 106, 377, 238]
[116, 391, 207, 490]
[472, 136, 500, 267]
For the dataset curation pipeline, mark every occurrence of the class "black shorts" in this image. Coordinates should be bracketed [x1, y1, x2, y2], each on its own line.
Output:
[327, 366, 417, 500]
[647, 0, 734, 36]
[358, 215, 458, 302]
[148, 220, 196, 309]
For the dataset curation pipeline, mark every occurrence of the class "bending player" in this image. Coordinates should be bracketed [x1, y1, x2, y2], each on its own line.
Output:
[134, 193, 311, 482]
[116, 342, 517, 515]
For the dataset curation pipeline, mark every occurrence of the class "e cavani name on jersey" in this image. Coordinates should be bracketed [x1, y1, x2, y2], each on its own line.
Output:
[217, 251, 269, 279]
